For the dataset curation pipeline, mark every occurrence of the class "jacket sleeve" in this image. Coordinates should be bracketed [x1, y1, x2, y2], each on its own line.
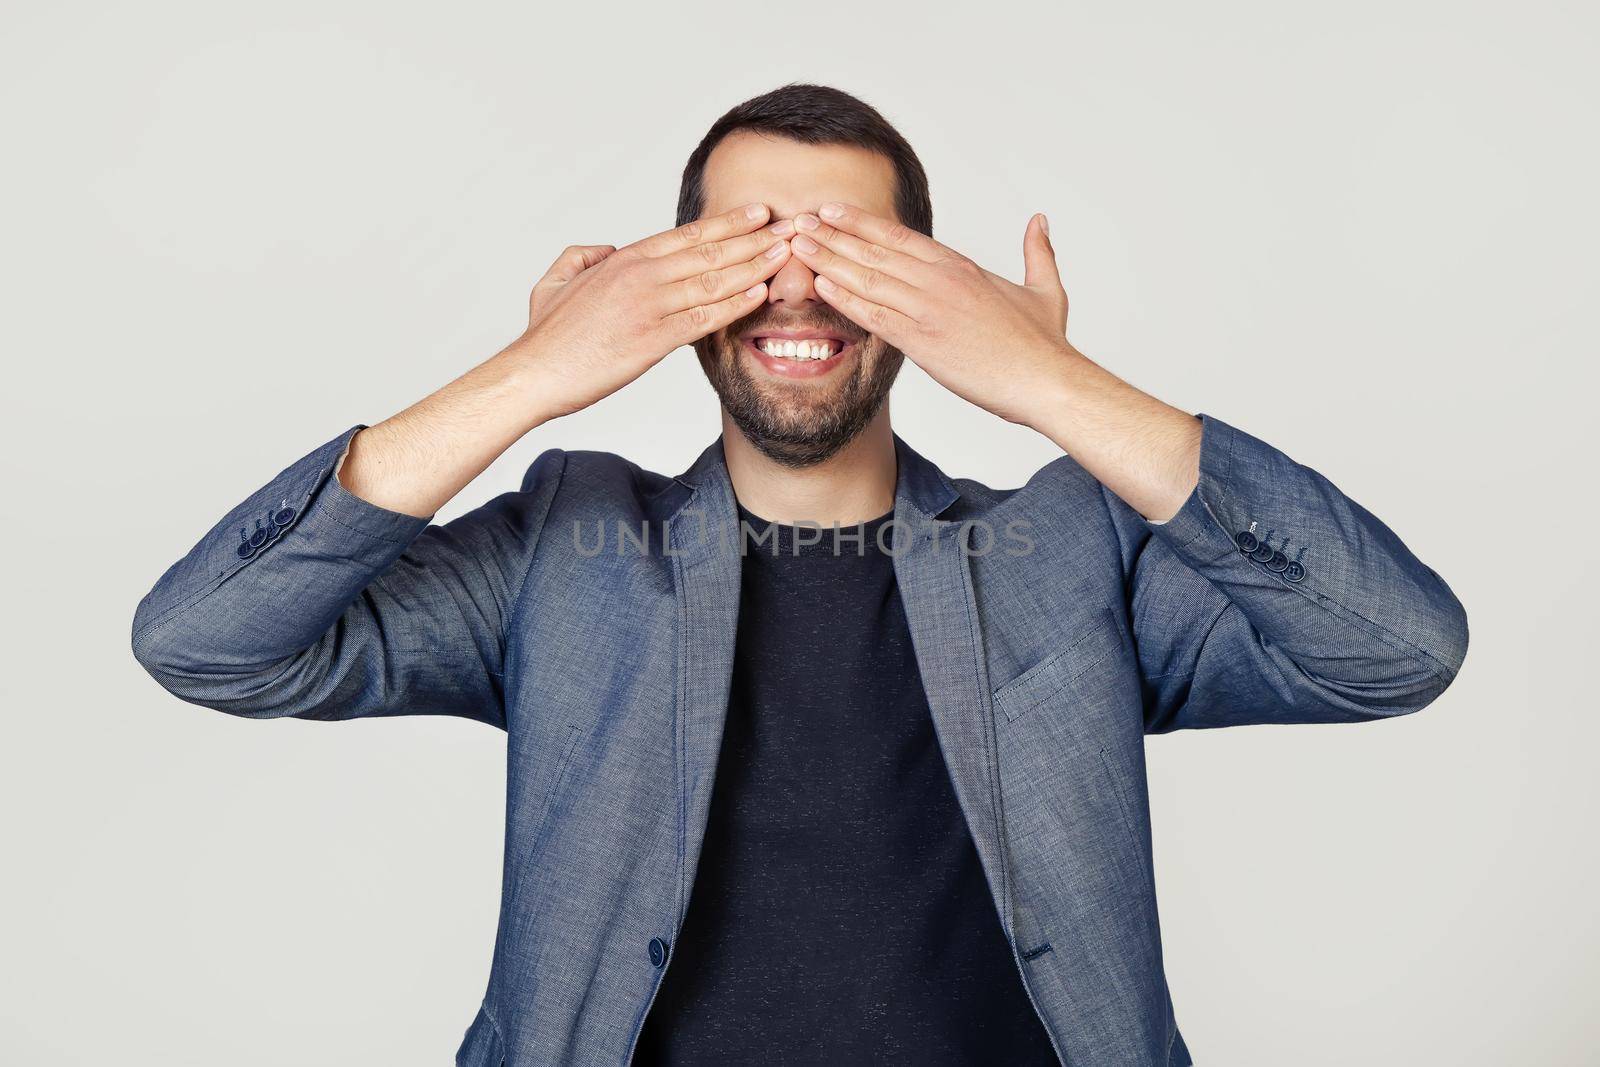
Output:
[1099, 412, 1469, 733]
[130, 425, 565, 728]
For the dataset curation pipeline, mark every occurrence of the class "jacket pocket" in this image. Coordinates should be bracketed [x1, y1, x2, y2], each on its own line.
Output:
[993, 606, 1126, 723]
[991, 606, 1154, 880]
[535, 723, 586, 833]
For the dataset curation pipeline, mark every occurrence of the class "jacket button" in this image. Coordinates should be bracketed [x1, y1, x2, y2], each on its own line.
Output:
[1283, 561, 1306, 583]
[1249, 542, 1274, 563]
[247, 525, 268, 549]
[1234, 530, 1259, 553]
[236, 541, 256, 559]
[1265, 550, 1289, 572]
[272, 506, 297, 526]
[648, 937, 669, 967]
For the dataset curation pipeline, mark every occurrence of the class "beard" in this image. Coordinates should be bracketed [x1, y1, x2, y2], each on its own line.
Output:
[693, 307, 905, 469]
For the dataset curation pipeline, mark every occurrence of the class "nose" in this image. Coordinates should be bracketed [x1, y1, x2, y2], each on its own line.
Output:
[766, 245, 822, 309]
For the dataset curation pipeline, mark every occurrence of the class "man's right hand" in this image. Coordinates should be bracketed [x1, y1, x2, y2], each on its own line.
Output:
[334, 204, 792, 520]
[514, 202, 794, 422]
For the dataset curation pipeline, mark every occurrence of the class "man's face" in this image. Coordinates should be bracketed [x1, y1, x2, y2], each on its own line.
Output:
[693, 131, 905, 468]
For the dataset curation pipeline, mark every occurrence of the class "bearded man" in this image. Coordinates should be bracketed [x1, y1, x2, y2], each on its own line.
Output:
[132, 83, 1469, 1067]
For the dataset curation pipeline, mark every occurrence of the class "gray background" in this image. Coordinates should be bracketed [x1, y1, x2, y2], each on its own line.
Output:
[4, 1, 1594, 1063]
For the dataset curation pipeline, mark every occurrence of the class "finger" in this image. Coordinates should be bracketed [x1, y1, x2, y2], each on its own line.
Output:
[792, 212, 934, 288]
[632, 202, 770, 260]
[659, 281, 771, 346]
[654, 220, 793, 281]
[814, 201, 950, 264]
[1023, 213, 1062, 290]
[812, 274, 918, 345]
[538, 244, 616, 287]
[659, 238, 791, 314]
[790, 232, 928, 320]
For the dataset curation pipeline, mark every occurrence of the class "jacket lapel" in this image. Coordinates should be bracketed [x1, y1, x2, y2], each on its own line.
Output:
[888, 434, 1014, 934]
[664, 439, 743, 925]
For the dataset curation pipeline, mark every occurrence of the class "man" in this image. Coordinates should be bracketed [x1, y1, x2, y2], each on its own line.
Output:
[131, 84, 1469, 1066]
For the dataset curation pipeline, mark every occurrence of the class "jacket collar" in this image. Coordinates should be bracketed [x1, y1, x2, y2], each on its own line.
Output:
[671, 431, 961, 523]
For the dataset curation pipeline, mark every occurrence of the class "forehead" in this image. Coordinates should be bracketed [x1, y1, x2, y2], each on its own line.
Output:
[700, 130, 898, 222]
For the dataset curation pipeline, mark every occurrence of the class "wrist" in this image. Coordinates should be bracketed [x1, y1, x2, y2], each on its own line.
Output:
[1017, 340, 1092, 442]
[489, 335, 565, 431]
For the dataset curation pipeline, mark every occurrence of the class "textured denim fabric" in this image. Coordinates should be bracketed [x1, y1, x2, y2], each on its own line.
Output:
[131, 412, 1469, 1066]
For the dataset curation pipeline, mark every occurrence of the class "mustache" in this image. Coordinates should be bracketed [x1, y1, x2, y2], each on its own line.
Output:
[726, 306, 865, 343]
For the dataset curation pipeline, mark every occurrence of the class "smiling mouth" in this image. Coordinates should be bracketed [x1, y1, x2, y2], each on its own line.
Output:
[749, 336, 848, 361]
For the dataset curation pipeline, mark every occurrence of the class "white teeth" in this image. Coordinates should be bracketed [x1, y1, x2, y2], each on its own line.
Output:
[759, 338, 839, 360]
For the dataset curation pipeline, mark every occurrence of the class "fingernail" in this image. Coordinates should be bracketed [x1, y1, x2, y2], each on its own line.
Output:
[1039, 213, 1050, 236]
[819, 202, 844, 220]
[795, 213, 819, 231]
[815, 274, 836, 292]
[792, 234, 819, 254]
[769, 219, 795, 237]
[746, 283, 765, 298]
[745, 203, 766, 220]
[765, 240, 788, 259]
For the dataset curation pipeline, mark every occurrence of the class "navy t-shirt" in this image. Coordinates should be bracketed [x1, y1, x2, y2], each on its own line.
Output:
[634, 505, 1058, 1065]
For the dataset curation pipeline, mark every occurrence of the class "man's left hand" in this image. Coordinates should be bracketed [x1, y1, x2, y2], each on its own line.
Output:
[789, 201, 1077, 429]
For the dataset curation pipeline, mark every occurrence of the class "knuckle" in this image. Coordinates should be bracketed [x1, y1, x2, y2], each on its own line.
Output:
[694, 240, 722, 267]
[861, 242, 887, 266]
[860, 268, 884, 294]
[869, 304, 891, 330]
[685, 303, 712, 329]
[679, 220, 703, 243]
[696, 269, 721, 296]
[884, 222, 912, 247]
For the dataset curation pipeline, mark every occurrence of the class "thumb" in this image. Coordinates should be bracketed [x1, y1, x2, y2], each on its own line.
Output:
[1022, 213, 1062, 290]
[542, 244, 617, 288]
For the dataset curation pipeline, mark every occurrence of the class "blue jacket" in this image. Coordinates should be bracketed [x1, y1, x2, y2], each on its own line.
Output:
[131, 412, 1468, 1066]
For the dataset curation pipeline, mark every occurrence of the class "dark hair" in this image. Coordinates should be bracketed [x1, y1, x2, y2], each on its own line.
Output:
[676, 83, 932, 237]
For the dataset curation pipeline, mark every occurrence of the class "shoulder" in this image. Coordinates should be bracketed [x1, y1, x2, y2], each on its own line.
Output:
[926, 447, 1140, 574]
[518, 446, 684, 523]
[938, 451, 1109, 522]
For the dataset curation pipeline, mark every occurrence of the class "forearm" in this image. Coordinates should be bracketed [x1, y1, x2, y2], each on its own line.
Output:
[1026, 342, 1202, 524]
[338, 336, 557, 518]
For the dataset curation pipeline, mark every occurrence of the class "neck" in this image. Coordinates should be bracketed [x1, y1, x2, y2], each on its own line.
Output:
[721, 407, 897, 527]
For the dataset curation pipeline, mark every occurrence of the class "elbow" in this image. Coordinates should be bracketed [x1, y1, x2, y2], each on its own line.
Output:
[1413, 584, 1470, 712]
[130, 611, 213, 709]
[130, 593, 180, 683]
[130, 592, 207, 693]
[1434, 592, 1470, 685]
[129, 599, 297, 719]
[1370, 591, 1470, 719]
